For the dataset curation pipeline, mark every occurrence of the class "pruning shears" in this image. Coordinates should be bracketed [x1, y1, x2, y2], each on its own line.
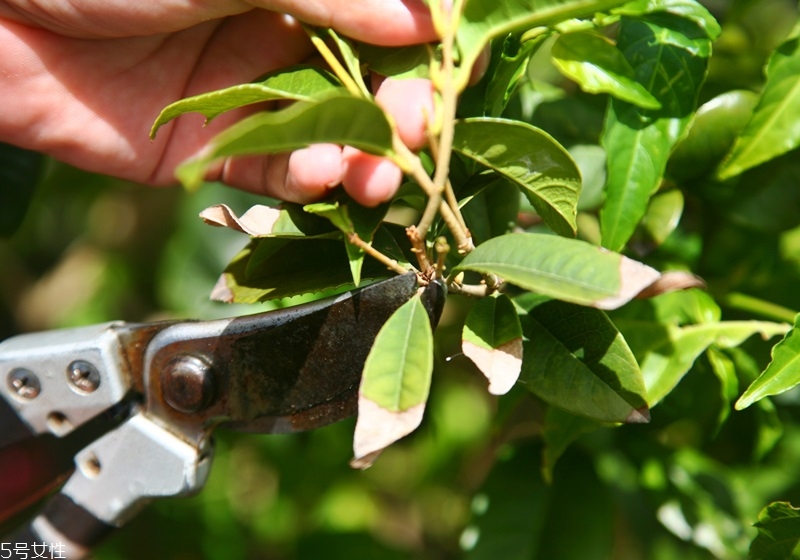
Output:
[0, 273, 445, 560]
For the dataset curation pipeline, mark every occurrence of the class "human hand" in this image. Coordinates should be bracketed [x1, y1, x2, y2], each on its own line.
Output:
[0, 0, 437, 205]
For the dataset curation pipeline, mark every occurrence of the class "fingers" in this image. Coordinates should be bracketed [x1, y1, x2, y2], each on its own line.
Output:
[341, 147, 403, 207]
[249, 0, 437, 46]
[374, 77, 435, 151]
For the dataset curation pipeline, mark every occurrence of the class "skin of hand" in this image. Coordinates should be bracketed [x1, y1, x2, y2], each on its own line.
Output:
[0, 0, 438, 206]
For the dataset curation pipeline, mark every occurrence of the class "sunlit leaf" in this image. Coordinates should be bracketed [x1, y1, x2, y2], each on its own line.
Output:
[599, 15, 711, 251]
[749, 502, 800, 560]
[462, 294, 523, 395]
[613, 0, 721, 39]
[737, 315, 800, 410]
[323, 28, 370, 96]
[177, 94, 395, 190]
[615, 319, 789, 406]
[668, 90, 759, 181]
[552, 32, 661, 109]
[718, 31, 800, 179]
[352, 295, 434, 468]
[455, 233, 662, 309]
[456, 0, 631, 89]
[637, 189, 684, 248]
[150, 65, 340, 137]
[518, 298, 650, 424]
[199, 204, 282, 236]
[452, 118, 581, 237]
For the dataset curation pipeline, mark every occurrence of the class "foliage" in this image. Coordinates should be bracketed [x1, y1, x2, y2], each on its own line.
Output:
[6, 0, 800, 558]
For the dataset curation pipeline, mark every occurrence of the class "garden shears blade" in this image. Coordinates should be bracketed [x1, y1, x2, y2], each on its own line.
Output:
[0, 272, 445, 559]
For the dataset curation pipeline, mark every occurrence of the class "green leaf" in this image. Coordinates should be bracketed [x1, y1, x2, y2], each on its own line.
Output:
[323, 29, 370, 97]
[212, 236, 393, 304]
[462, 294, 523, 395]
[518, 298, 650, 424]
[461, 31, 547, 118]
[150, 65, 340, 137]
[352, 295, 434, 467]
[542, 407, 602, 483]
[599, 15, 712, 251]
[718, 33, 800, 179]
[613, 0, 721, 40]
[551, 32, 661, 109]
[452, 118, 581, 237]
[460, 179, 521, 246]
[668, 90, 759, 182]
[0, 143, 43, 237]
[737, 314, 800, 410]
[638, 188, 684, 248]
[750, 502, 800, 560]
[456, 0, 631, 89]
[360, 44, 431, 79]
[455, 233, 661, 309]
[304, 198, 390, 287]
[463, 444, 550, 560]
[706, 347, 738, 429]
[615, 320, 789, 406]
[177, 94, 395, 190]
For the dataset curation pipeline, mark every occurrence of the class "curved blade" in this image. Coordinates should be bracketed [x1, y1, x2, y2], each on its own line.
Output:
[141, 273, 446, 436]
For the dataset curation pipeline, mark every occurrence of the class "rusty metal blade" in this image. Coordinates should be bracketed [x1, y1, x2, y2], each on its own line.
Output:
[138, 274, 446, 436]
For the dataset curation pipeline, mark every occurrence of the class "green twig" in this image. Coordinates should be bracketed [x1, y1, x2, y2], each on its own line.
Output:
[346, 232, 412, 276]
[722, 292, 797, 324]
[303, 25, 364, 98]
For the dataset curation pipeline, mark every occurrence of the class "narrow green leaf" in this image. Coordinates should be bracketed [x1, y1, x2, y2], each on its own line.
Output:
[353, 295, 434, 467]
[706, 347, 738, 429]
[518, 299, 650, 424]
[717, 33, 800, 179]
[0, 143, 43, 236]
[551, 32, 661, 109]
[455, 233, 661, 310]
[737, 315, 800, 410]
[452, 118, 581, 237]
[463, 294, 523, 395]
[599, 15, 712, 251]
[456, 0, 631, 89]
[615, 320, 789, 406]
[749, 502, 800, 560]
[460, 31, 546, 118]
[177, 94, 394, 190]
[324, 29, 370, 97]
[150, 65, 340, 137]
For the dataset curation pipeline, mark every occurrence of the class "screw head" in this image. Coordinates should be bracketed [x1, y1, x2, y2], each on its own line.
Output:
[67, 360, 101, 393]
[7, 368, 41, 400]
[160, 355, 215, 413]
